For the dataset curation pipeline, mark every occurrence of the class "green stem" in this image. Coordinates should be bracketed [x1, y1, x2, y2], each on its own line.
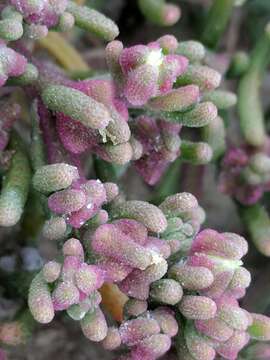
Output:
[94, 156, 126, 183]
[151, 157, 182, 204]
[180, 140, 213, 165]
[201, 0, 235, 49]
[226, 51, 250, 79]
[20, 190, 45, 245]
[22, 100, 48, 242]
[238, 26, 270, 147]
[175, 311, 188, 359]
[30, 100, 47, 172]
[202, 115, 226, 160]
[240, 204, 270, 256]
[0, 132, 31, 227]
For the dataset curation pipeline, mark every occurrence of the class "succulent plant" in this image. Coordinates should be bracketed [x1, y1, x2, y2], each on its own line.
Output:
[0, 1, 270, 359]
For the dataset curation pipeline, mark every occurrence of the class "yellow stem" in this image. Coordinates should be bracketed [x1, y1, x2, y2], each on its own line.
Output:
[38, 32, 89, 72]
[99, 283, 128, 322]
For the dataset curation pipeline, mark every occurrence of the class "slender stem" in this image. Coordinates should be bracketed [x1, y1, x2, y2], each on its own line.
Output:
[240, 204, 270, 256]
[180, 140, 213, 165]
[0, 132, 31, 227]
[227, 51, 250, 79]
[30, 100, 47, 171]
[94, 156, 126, 183]
[37, 100, 67, 164]
[20, 190, 45, 245]
[38, 32, 89, 72]
[201, 0, 235, 49]
[151, 156, 182, 204]
[181, 164, 205, 199]
[238, 26, 270, 146]
[202, 115, 226, 160]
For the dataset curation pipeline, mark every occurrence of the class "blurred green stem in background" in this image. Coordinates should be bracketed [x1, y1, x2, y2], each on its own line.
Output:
[151, 156, 182, 204]
[240, 203, 270, 257]
[202, 116, 226, 160]
[94, 156, 126, 183]
[201, 0, 235, 49]
[227, 51, 250, 78]
[238, 24, 270, 147]
[0, 132, 31, 227]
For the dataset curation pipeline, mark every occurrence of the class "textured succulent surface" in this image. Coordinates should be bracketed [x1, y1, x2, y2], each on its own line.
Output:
[25, 191, 270, 359]
[1, 1, 270, 360]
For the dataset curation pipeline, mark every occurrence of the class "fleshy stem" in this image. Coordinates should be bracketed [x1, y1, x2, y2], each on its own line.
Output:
[242, 262, 270, 314]
[30, 100, 47, 172]
[201, 0, 235, 49]
[21, 101, 47, 242]
[240, 204, 270, 257]
[94, 156, 126, 183]
[238, 24, 270, 147]
[38, 32, 89, 72]
[202, 116, 226, 160]
[180, 140, 213, 165]
[0, 132, 31, 227]
[151, 157, 182, 205]
[227, 51, 250, 79]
